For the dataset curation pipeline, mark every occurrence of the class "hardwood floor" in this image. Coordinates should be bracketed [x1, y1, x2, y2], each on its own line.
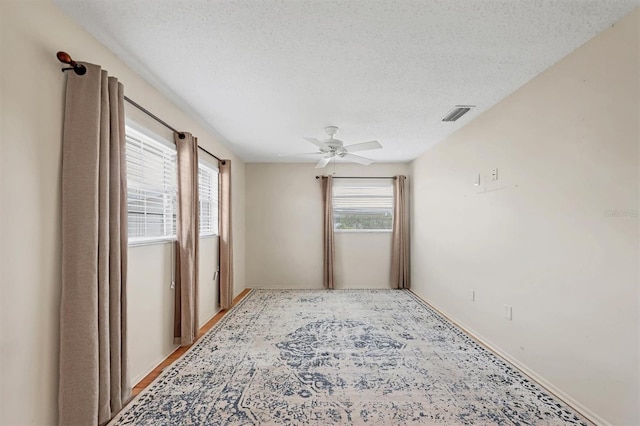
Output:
[132, 288, 252, 396]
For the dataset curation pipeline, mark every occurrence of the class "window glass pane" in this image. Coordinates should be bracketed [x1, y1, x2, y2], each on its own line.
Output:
[332, 179, 393, 230]
[125, 126, 177, 244]
[198, 161, 219, 236]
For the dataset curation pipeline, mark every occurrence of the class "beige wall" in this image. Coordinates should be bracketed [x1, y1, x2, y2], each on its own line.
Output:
[410, 9, 639, 426]
[0, 1, 246, 424]
[128, 237, 219, 386]
[334, 232, 393, 289]
[246, 162, 409, 289]
[198, 237, 220, 327]
[128, 243, 176, 385]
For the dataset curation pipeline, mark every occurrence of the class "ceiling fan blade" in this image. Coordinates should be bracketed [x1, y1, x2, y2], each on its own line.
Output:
[315, 157, 331, 169]
[343, 140, 382, 152]
[342, 153, 374, 166]
[304, 137, 325, 148]
[277, 152, 322, 157]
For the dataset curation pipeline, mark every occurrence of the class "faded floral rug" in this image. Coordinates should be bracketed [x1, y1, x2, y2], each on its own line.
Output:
[111, 289, 590, 425]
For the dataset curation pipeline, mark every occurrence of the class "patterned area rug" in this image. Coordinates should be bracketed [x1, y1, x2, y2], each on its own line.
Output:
[111, 289, 590, 425]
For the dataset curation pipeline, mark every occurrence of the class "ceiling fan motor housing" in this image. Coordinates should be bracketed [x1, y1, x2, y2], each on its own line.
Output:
[321, 140, 345, 156]
[320, 126, 344, 156]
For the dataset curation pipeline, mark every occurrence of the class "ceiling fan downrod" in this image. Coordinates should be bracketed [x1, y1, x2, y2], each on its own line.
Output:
[325, 126, 339, 139]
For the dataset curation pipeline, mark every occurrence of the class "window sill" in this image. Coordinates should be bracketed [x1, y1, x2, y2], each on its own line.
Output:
[129, 237, 176, 247]
[129, 233, 218, 247]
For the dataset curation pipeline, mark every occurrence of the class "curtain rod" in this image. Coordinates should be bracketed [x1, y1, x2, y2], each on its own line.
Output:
[315, 176, 397, 179]
[57, 51, 224, 164]
[124, 96, 224, 164]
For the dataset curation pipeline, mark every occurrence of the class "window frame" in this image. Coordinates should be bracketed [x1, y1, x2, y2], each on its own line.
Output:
[125, 122, 178, 246]
[198, 158, 219, 238]
[332, 178, 394, 233]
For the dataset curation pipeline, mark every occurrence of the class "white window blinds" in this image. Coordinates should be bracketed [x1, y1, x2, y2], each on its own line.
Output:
[126, 126, 177, 243]
[332, 178, 394, 230]
[198, 161, 219, 236]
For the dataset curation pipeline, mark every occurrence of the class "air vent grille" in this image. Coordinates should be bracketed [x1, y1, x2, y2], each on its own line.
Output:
[442, 105, 475, 122]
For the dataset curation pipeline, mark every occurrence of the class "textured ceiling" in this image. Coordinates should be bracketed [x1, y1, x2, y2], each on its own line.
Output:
[54, 0, 638, 163]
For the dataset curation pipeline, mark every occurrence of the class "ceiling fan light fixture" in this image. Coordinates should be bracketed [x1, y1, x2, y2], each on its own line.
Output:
[442, 105, 475, 122]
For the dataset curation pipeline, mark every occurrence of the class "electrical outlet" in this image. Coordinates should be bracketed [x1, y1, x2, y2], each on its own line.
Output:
[504, 305, 512, 320]
[491, 168, 499, 181]
[469, 290, 475, 302]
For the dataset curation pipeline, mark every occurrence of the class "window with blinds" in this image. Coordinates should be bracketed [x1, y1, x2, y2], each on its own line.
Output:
[198, 161, 219, 236]
[126, 126, 177, 244]
[126, 124, 220, 243]
[332, 179, 394, 231]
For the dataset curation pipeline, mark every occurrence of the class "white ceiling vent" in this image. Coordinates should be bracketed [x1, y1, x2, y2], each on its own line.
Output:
[442, 105, 475, 122]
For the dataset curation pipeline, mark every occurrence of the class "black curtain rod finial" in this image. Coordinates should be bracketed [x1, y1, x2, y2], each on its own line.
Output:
[61, 65, 87, 75]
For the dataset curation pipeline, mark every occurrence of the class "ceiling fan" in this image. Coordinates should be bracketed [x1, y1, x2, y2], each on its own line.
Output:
[279, 126, 383, 169]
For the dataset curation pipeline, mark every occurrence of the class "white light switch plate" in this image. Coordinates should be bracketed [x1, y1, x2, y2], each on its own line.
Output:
[504, 305, 512, 320]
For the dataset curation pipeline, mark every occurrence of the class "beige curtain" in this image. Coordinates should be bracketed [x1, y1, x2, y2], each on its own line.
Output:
[174, 132, 200, 346]
[59, 63, 130, 425]
[219, 160, 234, 309]
[391, 175, 410, 289]
[321, 176, 335, 289]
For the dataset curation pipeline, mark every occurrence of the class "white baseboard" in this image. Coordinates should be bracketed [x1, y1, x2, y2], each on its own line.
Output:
[409, 290, 609, 426]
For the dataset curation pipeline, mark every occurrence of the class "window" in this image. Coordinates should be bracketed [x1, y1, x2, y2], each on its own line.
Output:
[126, 126, 177, 244]
[126, 124, 220, 243]
[198, 161, 219, 236]
[332, 179, 393, 231]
